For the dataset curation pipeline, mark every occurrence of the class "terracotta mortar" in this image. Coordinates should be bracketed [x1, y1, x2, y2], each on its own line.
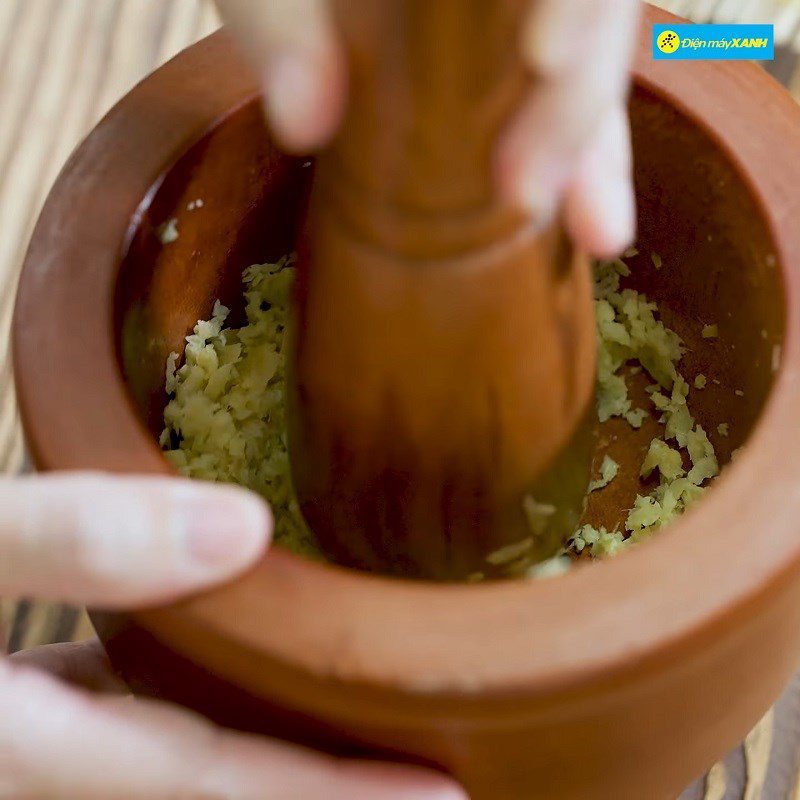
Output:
[13, 6, 800, 799]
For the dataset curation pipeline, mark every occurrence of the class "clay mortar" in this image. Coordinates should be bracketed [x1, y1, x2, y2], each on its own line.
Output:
[13, 6, 800, 799]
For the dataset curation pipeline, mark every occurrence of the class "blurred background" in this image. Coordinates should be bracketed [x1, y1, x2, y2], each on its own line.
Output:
[1, 1, 799, 798]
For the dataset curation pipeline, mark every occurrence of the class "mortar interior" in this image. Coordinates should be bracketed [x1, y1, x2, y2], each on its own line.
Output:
[115, 84, 785, 571]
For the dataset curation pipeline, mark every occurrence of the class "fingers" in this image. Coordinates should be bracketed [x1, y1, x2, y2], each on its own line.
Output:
[9, 638, 127, 693]
[215, 0, 346, 153]
[496, 0, 639, 254]
[0, 663, 466, 799]
[0, 472, 270, 608]
[521, 0, 633, 76]
[563, 104, 635, 257]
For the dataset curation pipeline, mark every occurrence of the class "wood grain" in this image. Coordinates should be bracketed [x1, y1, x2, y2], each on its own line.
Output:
[2, 2, 800, 798]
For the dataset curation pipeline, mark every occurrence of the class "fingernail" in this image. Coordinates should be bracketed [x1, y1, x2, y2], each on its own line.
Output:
[181, 488, 270, 570]
[264, 50, 322, 152]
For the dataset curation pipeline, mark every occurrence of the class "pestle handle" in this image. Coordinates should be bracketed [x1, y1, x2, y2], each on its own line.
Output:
[288, 0, 597, 580]
[324, 0, 528, 256]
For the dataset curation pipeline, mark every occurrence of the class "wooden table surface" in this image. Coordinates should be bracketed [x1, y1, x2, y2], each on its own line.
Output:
[3, 2, 800, 797]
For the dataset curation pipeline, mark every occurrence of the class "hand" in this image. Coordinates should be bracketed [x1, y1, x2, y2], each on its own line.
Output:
[216, 0, 639, 257]
[1, 472, 465, 799]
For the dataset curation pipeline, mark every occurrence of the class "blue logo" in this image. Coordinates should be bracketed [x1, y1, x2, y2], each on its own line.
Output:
[653, 23, 774, 60]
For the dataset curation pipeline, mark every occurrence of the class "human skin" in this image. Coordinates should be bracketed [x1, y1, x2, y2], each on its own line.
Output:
[2, 3, 638, 794]
[0, 473, 464, 799]
[215, 0, 640, 258]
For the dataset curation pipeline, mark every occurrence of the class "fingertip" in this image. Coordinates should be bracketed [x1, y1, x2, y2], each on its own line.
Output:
[565, 172, 636, 258]
[53, 475, 275, 607]
[564, 105, 636, 257]
[338, 761, 468, 800]
[493, 110, 565, 231]
[178, 481, 272, 575]
[494, 149, 558, 229]
[264, 46, 347, 154]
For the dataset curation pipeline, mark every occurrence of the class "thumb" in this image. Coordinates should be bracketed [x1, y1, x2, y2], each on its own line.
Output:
[0, 472, 270, 608]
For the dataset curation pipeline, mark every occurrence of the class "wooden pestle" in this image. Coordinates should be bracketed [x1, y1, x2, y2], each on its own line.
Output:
[287, 0, 597, 580]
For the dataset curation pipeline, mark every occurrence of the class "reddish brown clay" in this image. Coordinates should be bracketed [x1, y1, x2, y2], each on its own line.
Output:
[290, 0, 596, 579]
[12, 7, 800, 799]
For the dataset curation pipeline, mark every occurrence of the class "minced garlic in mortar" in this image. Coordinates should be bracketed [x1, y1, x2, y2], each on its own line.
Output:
[160, 256, 319, 558]
[564, 256, 719, 560]
[161, 252, 722, 575]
